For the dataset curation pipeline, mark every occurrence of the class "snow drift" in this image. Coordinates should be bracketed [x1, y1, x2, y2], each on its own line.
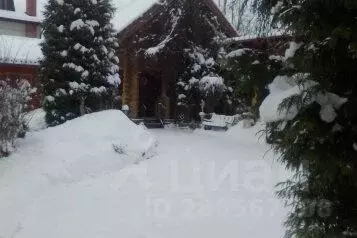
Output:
[0, 110, 156, 237]
[1, 109, 156, 184]
[0, 113, 290, 238]
[24, 109, 157, 181]
[24, 108, 47, 131]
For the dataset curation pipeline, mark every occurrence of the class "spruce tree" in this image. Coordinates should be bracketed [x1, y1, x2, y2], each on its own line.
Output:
[222, 43, 283, 119]
[176, 44, 232, 121]
[40, 0, 120, 126]
[242, 0, 357, 236]
[176, 46, 224, 120]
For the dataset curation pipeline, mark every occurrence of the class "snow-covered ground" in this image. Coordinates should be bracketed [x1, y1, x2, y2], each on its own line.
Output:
[0, 111, 288, 238]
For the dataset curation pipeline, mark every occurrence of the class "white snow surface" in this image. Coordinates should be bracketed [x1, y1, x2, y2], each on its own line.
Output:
[316, 92, 348, 123]
[260, 75, 300, 122]
[0, 35, 43, 65]
[24, 108, 47, 131]
[226, 48, 251, 58]
[112, 0, 160, 31]
[260, 75, 315, 122]
[284, 41, 302, 59]
[260, 74, 348, 123]
[0, 113, 288, 238]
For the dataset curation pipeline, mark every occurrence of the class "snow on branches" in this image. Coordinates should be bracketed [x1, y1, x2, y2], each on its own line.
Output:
[176, 46, 231, 115]
[41, 0, 120, 126]
[0, 79, 34, 157]
[145, 8, 182, 56]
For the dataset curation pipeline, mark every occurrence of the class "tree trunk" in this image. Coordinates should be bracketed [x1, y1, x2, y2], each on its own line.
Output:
[79, 96, 86, 116]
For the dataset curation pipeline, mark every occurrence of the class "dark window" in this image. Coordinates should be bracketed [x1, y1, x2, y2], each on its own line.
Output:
[0, 0, 15, 11]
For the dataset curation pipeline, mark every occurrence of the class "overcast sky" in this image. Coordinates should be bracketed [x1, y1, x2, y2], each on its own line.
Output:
[14, 0, 222, 17]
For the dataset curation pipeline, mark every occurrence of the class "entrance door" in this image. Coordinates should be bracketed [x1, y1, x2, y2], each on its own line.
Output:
[139, 72, 162, 118]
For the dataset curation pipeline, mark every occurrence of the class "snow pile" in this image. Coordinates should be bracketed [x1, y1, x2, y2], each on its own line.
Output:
[47, 110, 156, 161]
[260, 75, 347, 123]
[259, 74, 314, 122]
[0, 35, 42, 65]
[0, 110, 158, 237]
[24, 108, 47, 131]
[8, 110, 156, 183]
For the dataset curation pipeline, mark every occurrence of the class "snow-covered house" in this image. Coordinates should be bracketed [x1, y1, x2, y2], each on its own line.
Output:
[0, 0, 237, 113]
[118, 0, 237, 118]
[0, 0, 42, 108]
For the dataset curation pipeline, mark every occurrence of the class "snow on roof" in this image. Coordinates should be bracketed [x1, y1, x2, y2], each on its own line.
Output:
[0, 0, 230, 66]
[33, 0, 226, 32]
[111, 0, 160, 32]
[0, 35, 42, 65]
[0, 9, 41, 23]
[112, 0, 234, 33]
[31, 0, 160, 31]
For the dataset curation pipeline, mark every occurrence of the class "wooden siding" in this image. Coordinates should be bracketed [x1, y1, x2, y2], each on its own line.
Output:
[118, 0, 238, 119]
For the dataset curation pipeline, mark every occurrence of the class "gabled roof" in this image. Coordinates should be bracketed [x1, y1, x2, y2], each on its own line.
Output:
[118, 0, 237, 40]
[111, 0, 159, 32]
[35, 0, 235, 34]
[1, 0, 236, 66]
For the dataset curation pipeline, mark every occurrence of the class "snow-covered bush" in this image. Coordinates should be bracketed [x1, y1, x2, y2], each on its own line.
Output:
[40, 0, 120, 126]
[176, 46, 232, 121]
[221, 40, 285, 120]
[0, 79, 33, 157]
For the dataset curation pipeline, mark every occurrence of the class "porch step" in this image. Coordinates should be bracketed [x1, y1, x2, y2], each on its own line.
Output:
[132, 118, 167, 129]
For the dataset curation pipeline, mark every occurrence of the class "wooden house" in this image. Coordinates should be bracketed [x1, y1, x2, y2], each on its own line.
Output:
[117, 0, 237, 118]
[0, 0, 42, 108]
[1, 0, 238, 114]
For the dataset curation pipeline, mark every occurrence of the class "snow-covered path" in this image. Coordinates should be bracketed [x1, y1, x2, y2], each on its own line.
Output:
[0, 126, 288, 238]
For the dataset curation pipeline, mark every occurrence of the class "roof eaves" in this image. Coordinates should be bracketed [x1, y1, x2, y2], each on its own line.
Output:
[117, 0, 170, 40]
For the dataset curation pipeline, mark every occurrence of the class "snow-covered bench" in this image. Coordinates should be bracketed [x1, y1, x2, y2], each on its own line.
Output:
[202, 114, 239, 131]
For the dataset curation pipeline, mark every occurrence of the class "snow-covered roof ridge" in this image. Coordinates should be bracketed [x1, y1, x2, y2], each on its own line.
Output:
[118, 0, 237, 38]
[112, 0, 161, 32]
[0, 35, 43, 65]
[34, 0, 236, 33]
[0, 9, 41, 23]
[34, 0, 161, 32]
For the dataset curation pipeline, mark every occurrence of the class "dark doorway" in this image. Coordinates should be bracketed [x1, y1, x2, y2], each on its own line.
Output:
[139, 72, 162, 118]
